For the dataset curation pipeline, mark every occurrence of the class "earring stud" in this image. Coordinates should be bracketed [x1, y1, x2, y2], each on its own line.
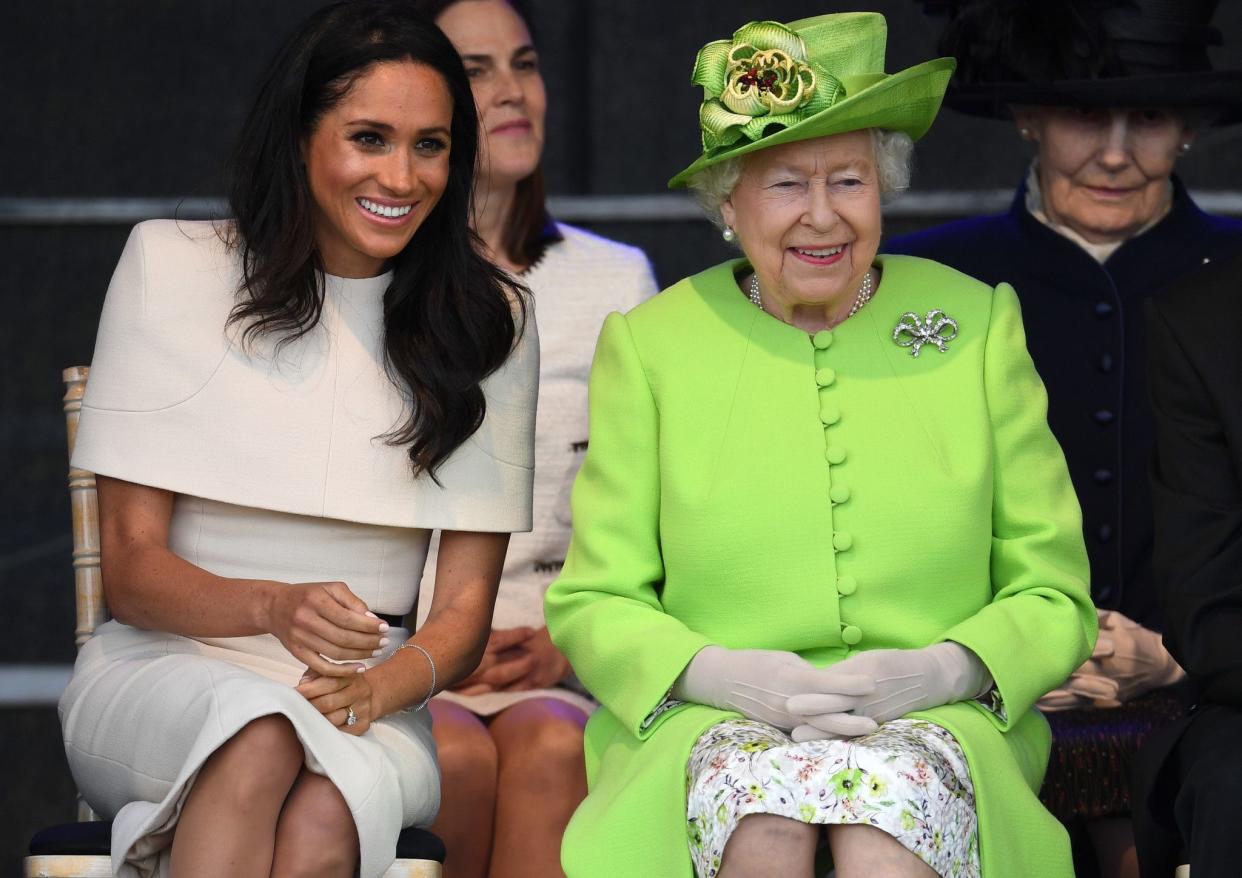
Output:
[722, 226, 736, 243]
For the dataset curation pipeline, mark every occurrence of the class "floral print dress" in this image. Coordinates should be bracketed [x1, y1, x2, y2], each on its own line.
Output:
[685, 718, 980, 878]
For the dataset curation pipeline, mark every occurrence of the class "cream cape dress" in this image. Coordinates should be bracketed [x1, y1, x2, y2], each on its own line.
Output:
[57, 220, 538, 878]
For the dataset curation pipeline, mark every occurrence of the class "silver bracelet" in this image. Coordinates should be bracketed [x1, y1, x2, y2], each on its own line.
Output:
[395, 642, 436, 711]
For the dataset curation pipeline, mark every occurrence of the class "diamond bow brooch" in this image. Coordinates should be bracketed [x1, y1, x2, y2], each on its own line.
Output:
[892, 310, 959, 357]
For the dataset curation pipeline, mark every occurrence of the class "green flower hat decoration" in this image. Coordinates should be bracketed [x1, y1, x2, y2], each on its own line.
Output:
[669, 13, 957, 189]
[694, 21, 836, 152]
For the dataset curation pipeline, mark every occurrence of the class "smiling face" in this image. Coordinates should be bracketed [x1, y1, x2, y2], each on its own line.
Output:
[302, 60, 453, 278]
[720, 131, 882, 325]
[435, 0, 546, 191]
[1016, 105, 1192, 244]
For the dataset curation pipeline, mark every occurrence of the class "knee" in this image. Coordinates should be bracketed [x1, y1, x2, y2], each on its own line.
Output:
[432, 713, 498, 790]
[279, 774, 358, 876]
[209, 714, 303, 802]
[526, 713, 586, 770]
[497, 708, 586, 783]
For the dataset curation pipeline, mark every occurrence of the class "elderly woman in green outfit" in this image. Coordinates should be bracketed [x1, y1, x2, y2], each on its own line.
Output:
[545, 13, 1096, 878]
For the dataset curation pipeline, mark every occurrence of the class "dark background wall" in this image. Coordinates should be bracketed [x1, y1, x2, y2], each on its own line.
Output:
[2, 1, 1240, 871]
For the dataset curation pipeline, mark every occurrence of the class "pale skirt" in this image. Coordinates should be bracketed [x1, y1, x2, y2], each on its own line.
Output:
[58, 495, 439, 878]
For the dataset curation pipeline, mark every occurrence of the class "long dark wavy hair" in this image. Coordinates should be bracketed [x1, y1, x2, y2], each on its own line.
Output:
[411, 0, 560, 269]
[225, 0, 526, 480]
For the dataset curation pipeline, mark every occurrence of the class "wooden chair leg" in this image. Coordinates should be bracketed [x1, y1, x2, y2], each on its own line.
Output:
[23, 855, 111, 878]
[383, 860, 443, 877]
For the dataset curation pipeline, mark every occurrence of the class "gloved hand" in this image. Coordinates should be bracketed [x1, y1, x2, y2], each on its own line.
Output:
[1037, 671, 1122, 711]
[673, 645, 879, 735]
[786, 643, 991, 742]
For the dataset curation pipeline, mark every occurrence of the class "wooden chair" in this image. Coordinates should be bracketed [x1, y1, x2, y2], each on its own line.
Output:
[25, 367, 445, 878]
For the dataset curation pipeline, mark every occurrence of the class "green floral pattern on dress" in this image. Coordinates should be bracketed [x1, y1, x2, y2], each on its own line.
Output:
[685, 718, 980, 878]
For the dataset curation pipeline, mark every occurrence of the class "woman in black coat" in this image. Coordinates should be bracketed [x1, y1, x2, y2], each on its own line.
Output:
[887, 2, 1242, 875]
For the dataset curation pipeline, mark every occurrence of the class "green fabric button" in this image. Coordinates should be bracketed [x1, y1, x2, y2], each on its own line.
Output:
[830, 485, 851, 503]
[825, 446, 846, 465]
[815, 368, 836, 387]
[841, 625, 863, 645]
[833, 532, 853, 551]
[837, 575, 858, 596]
[812, 330, 834, 350]
[819, 404, 841, 425]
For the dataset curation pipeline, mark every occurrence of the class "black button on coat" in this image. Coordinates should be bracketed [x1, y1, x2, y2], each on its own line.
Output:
[887, 177, 1242, 631]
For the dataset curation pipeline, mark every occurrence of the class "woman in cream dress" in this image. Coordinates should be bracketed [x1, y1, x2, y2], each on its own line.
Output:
[57, 4, 536, 877]
[407, 2, 658, 876]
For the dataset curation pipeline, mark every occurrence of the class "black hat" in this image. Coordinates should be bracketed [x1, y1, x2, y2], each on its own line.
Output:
[922, 0, 1242, 124]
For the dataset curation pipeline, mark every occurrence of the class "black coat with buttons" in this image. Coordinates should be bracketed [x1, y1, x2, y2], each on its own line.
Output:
[887, 178, 1242, 631]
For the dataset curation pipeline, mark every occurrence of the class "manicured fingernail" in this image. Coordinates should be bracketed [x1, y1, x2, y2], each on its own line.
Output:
[356, 665, 366, 673]
[372, 649, 383, 657]
[365, 611, 378, 619]
[377, 621, 390, 632]
[379, 637, 390, 647]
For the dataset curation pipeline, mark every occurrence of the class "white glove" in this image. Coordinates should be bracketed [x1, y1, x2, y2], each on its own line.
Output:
[673, 646, 879, 735]
[787, 643, 991, 742]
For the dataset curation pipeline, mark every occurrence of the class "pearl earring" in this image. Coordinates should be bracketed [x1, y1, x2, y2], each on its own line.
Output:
[1179, 141, 1192, 155]
[1019, 127, 1031, 140]
[722, 226, 736, 243]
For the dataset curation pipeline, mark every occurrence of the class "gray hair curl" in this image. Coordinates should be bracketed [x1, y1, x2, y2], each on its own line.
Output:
[687, 128, 915, 230]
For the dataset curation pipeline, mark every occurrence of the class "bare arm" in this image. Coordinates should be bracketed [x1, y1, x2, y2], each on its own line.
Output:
[365, 529, 510, 719]
[98, 475, 384, 676]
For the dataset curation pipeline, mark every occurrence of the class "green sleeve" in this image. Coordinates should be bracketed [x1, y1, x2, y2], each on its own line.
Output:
[544, 312, 713, 738]
[939, 282, 1097, 729]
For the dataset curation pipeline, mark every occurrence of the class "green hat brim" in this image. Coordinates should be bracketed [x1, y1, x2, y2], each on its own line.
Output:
[668, 57, 956, 189]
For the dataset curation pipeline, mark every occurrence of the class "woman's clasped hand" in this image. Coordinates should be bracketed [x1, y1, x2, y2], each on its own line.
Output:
[786, 643, 991, 742]
[267, 580, 389, 677]
[449, 625, 572, 695]
[297, 669, 376, 735]
[676, 643, 991, 741]
[1039, 608, 1184, 710]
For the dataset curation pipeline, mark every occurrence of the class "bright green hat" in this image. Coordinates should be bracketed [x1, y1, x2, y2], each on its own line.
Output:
[668, 13, 956, 189]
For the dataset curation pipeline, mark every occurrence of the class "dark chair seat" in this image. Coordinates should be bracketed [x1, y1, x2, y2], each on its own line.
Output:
[29, 821, 109, 856]
[31, 820, 445, 863]
[395, 827, 446, 862]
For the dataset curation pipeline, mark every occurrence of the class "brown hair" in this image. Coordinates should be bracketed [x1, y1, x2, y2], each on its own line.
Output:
[411, 0, 561, 270]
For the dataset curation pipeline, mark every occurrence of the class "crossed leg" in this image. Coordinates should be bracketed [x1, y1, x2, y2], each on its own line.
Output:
[168, 714, 358, 878]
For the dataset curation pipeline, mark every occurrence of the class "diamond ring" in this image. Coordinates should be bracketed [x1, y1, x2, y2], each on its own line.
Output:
[345, 705, 358, 726]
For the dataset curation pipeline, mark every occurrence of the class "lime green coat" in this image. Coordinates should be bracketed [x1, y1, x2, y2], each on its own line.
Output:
[544, 254, 1096, 877]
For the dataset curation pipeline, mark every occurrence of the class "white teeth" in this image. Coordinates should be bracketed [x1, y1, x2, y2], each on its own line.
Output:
[358, 198, 413, 218]
[796, 245, 844, 257]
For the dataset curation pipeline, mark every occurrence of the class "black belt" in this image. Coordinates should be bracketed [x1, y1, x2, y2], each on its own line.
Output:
[377, 612, 407, 629]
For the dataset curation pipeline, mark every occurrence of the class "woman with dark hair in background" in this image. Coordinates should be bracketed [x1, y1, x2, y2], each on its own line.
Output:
[409, 2, 657, 875]
[57, 3, 537, 876]
[887, 2, 1242, 875]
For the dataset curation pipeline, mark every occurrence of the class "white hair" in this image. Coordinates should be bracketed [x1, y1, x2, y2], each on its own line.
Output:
[687, 128, 915, 231]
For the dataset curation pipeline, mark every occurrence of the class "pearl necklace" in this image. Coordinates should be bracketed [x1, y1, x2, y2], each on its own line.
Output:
[747, 270, 875, 322]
